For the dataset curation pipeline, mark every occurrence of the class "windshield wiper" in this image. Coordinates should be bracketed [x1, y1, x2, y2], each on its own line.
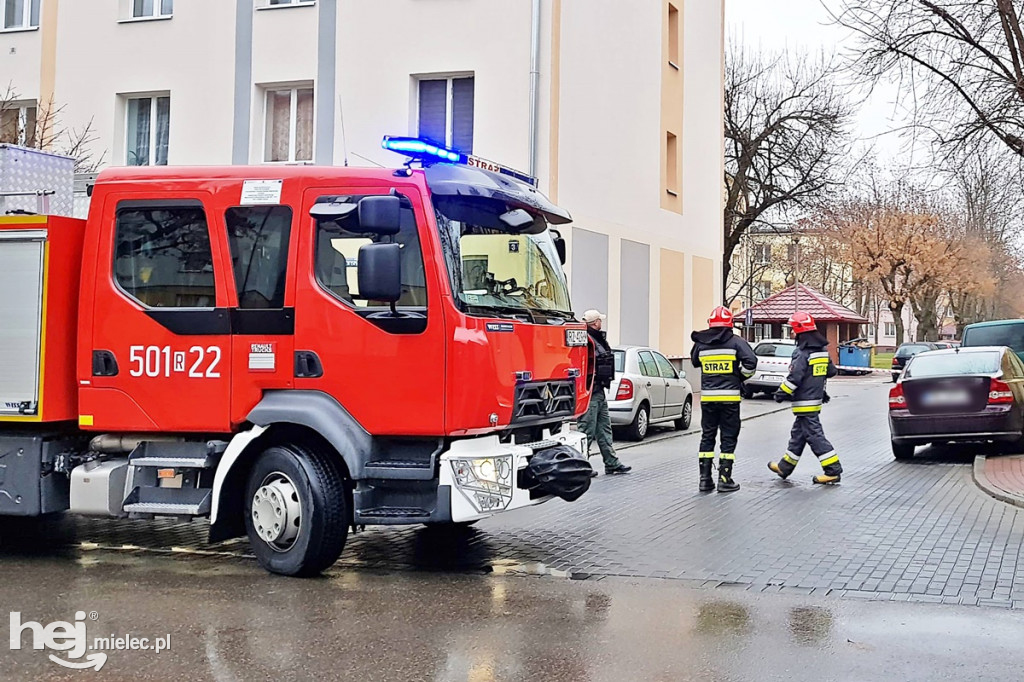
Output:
[465, 303, 537, 323]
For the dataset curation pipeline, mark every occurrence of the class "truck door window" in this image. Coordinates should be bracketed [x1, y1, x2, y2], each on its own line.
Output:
[225, 206, 292, 309]
[114, 205, 215, 308]
[314, 197, 427, 308]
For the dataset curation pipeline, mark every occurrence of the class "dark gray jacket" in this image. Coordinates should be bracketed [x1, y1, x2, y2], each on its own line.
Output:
[689, 328, 757, 403]
[778, 331, 837, 413]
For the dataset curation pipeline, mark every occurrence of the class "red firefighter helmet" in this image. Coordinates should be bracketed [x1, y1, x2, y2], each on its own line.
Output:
[708, 306, 734, 328]
[789, 311, 817, 334]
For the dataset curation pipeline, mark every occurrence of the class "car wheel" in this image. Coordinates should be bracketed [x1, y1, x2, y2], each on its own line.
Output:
[244, 442, 349, 577]
[628, 402, 650, 441]
[675, 396, 693, 430]
[892, 441, 916, 460]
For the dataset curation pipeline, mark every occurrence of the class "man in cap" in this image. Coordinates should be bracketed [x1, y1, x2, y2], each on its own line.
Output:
[579, 309, 632, 475]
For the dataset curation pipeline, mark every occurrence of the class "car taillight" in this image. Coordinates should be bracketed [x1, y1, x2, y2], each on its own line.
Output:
[892, 357, 899, 367]
[616, 379, 634, 400]
[988, 379, 1014, 405]
[888, 383, 906, 409]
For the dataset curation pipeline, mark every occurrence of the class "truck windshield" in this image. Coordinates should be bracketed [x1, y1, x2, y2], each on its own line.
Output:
[433, 196, 573, 322]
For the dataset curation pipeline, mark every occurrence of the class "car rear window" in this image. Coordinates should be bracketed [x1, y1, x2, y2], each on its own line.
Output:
[896, 344, 932, 358]
[754, 343, 796, 358]
[963, 323, 1024, 351]
[613, 350, 625, 373]
[904, 351, 1002, 379]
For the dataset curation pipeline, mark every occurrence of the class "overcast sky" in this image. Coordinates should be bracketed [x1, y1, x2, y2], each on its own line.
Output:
[725, 0, 912, 164]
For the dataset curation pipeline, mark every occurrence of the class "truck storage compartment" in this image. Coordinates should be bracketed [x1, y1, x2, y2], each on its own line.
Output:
[0, 216, 86, 423]
[0, 434, 76, 516]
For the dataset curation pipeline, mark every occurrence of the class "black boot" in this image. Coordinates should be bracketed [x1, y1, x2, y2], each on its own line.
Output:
[699, 459, 715, 492]
[717, 459, 740, 493]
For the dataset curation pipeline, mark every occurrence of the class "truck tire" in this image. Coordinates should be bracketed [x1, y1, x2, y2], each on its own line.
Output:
[244, 443, 348, 577]
[628, 402, 650, 441]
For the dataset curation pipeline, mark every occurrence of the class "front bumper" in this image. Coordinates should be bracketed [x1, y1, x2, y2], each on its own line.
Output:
[889, 405, 1022, 444]
[439, 428, 587, 523]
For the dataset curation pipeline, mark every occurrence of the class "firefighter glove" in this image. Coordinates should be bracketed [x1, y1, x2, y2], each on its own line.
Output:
[823, 391, 831, 404]
[773, 390, 787, 403]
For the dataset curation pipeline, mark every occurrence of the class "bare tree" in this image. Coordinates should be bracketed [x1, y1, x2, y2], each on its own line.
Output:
[724, 43, 852, 297]
[0, 83, 105, 172]
[833, 0, 1024, 159]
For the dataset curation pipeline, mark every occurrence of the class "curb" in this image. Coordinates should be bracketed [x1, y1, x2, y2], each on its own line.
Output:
[971, 455, 1024, 510]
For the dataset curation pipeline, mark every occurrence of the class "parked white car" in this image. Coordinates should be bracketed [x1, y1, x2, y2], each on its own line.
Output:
[607, 346, 694, 440]
[743, 338, 796, 398]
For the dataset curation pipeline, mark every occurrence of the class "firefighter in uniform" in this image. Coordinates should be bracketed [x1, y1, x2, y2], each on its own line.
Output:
[768, 312, 843, 484]
[689, 306, 758, 493]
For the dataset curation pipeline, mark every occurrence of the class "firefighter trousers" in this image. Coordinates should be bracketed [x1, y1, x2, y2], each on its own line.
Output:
[781, 413, 842, 476]
[699, 402, 741, 460]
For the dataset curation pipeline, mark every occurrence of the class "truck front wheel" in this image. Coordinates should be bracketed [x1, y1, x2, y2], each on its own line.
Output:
[243, 443, 348, 577]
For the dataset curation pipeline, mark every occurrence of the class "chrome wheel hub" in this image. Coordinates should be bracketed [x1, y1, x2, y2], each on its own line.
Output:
[251, 473, 302, 552]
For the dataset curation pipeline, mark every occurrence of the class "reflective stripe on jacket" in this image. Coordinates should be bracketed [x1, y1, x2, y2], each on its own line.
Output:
[689, 328, 758, 403]
[780, 344, 836, 413]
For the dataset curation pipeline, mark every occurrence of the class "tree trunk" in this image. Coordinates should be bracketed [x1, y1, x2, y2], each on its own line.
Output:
[910, 289, 941, 342]
[890, 299, 907, 346]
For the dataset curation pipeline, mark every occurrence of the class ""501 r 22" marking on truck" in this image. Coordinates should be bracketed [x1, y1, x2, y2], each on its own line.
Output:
[128, 346, 222, 379]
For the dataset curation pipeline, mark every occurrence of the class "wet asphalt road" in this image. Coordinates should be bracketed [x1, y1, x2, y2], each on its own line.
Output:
[1, 553, 1022, 681]
[3, 376, 1024, 679]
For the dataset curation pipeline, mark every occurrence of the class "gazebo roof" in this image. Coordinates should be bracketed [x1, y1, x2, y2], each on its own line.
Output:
[742, 283, 868, 324]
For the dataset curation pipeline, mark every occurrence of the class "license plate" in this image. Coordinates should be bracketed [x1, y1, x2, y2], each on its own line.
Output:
[565, 329, 588, 347]
[921, 390, 970, 407]
[762, 374, 784, 382]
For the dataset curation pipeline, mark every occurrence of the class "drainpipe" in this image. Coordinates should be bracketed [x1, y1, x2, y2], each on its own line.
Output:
[529, 0, 542, 178]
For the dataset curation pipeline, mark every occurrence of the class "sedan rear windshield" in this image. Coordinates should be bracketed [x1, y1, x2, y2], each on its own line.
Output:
[754, 343, 795, 358]
[904, 351, 1002, 379]
[896, 344, 933, 358]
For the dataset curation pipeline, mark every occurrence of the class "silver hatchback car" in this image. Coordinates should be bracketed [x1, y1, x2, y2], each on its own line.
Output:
[607, 346, 694, 440]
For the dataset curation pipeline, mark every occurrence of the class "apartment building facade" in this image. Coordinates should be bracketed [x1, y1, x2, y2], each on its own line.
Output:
[2, 0, 725, 358]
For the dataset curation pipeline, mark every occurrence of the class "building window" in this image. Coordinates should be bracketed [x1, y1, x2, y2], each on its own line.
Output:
[417, 76, 474, 152]
[264, 86, 314, 163]
[132, 0, 173, 18]
[2, 0, 40, 29]
[665, 132, 679, 196]
[754, 243, 771, 264]
[756, 281, 772, 301]
[114, 205, 215, 308]
[125, 96, 170, 166]
[0, 101, 37, 146]
[667, 3, 680, 68]
[884, 322, 896, 337]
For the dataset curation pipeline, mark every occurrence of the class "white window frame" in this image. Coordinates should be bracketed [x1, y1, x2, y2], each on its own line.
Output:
[884, 322, 896, 337]
[415, 75, 472, 149]
[258, 0, 316, 8]
[261, 85, 315, 164]
[122, 0, 173, 22]
[123, 94, 170, 166]
[1, 0, 39, 30]
[1, 101, 37, 145]
[755, 243, 771, 265]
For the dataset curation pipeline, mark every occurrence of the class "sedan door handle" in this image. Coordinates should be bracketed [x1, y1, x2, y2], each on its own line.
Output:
[646, 382, 652, 387]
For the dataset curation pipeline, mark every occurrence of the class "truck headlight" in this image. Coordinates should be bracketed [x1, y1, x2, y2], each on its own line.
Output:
[451, 455, 514, 512]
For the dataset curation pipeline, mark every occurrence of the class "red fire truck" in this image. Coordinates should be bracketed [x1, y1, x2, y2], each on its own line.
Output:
[0, 140, 593, 576]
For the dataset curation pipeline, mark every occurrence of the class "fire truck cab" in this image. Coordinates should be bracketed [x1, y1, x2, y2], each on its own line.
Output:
[0, 144, 592, 576]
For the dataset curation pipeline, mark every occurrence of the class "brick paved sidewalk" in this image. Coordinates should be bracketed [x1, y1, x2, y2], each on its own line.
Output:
[973, 455, 1024, 509]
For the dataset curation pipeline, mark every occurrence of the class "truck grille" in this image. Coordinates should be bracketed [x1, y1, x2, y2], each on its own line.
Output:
[512, 380, 576, 424]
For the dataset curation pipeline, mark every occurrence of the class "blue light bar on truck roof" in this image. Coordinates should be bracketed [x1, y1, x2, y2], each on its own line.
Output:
[381, 136, 463, 163]
[381, 135, 538, 187]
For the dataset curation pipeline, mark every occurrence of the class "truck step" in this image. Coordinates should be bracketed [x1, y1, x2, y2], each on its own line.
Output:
[128, 440, 225, 469]
[122, 486, 211, 517]
[364, 461, 435, 481]
[355, 506, 432, 523]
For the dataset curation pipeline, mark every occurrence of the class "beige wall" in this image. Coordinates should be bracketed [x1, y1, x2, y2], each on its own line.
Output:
[659, 248, 687, 356]
[691, 256, 715, 333]
[1, 28, 42, 103]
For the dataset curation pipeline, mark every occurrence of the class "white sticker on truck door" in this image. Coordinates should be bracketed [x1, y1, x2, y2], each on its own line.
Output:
[240, 180, 283, 205]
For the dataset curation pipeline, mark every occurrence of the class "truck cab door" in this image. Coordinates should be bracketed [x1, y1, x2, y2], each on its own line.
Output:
[81, 197, 233, 432]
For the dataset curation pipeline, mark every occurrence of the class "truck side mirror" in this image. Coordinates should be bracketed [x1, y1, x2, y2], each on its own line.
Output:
[551, 229, 567, 265]
[358, 243, 402, 303]
[358, 196, 401, 235]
